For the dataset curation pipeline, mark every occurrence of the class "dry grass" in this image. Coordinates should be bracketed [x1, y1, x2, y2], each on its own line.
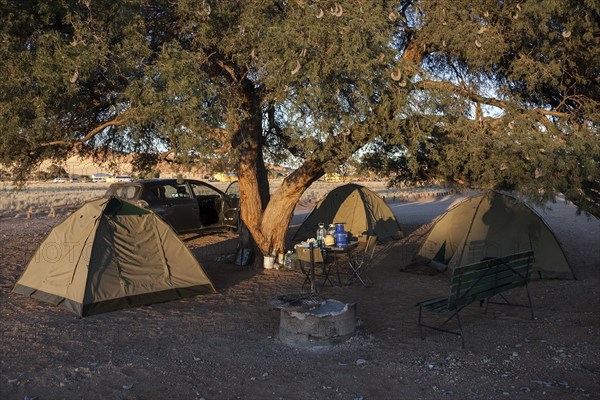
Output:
[0, 182, 109, 217]
[272, 180, 454, 203]
[0, 180, 452, 218]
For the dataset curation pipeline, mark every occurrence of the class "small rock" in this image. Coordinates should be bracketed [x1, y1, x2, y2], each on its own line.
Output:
[8, 379, 19, 385]
[515, 343, 523, 348]
[520, 387, 531, 393]
[511, 352, 519, 357]
[443, 389, 454, 396]
[122, 384, 133, 390]
[353, 397, 364, 400]
[427, 364, 435, 370]
[356, 359, 367, 366]
[262, 372, 269, 377]
[502, 392, 509, 396]
[250, 377, 256, 381]
[531, 380, 553, 387]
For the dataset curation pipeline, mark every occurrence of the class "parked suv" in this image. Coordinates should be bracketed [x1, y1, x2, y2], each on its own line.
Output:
[105, 179, 240, 234]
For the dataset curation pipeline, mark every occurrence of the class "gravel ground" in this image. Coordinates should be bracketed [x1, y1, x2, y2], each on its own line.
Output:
[0, 195, 598, 400]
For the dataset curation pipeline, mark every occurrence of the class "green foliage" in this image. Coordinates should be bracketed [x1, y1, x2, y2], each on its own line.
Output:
[361, 0, 600, 215]
[47, 164, 68, 178]
[0, 0, 598, 215]
[34, 170, 53, 181]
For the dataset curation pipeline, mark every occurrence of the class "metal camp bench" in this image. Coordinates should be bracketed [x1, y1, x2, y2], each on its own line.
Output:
[417, 250, 535, 347]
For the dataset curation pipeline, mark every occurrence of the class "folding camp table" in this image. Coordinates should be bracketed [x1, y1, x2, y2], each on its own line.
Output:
[322, 241, 358, 286]
[297, 244, 334, 293]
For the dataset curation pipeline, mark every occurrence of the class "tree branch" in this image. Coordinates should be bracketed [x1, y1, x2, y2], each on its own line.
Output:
[413, 80, 572, 119]
[159, 148, 176, 162]
[216, 59, 238, 83]
[40, 117, 127, 147]
[266, 103, 306, 158]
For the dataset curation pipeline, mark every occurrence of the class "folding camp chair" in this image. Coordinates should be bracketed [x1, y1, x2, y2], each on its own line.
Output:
[346, 235, 377, 287]
[297, 246, 334, 293]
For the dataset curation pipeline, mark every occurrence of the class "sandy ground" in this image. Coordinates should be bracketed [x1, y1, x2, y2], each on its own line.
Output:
[1, 195, 599, 400]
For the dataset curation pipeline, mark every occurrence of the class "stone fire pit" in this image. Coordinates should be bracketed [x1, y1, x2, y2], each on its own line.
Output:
[270, 293, 357, 347]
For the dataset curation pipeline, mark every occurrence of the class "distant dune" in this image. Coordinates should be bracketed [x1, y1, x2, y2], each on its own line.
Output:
[37, 154, 211, 179]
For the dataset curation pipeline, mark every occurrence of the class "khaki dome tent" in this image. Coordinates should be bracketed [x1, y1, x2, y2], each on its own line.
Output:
[294, 184, 403, 242]
[13, 197, 215, 316]
[416, 192, 574, 279]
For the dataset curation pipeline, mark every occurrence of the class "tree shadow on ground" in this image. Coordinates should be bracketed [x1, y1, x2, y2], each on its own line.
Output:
[185, 232, 266, 291]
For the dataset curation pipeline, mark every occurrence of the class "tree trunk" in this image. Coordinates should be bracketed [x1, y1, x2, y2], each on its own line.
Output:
[234, 80, 272, 254]
[238, 145, 324, 256]
[233, 83, 327, 257]
[235, 79, 378, 257]
[258, 159, 325, 255]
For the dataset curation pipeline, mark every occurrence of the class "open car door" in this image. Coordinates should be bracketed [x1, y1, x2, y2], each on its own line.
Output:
[223, 181, 240, 228]
[152, 181, 200, 233]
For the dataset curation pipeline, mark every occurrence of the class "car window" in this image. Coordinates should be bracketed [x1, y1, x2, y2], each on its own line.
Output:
[147, 185, 166, 200]
[190, 183, 220, 197]
[225, 181, 239, 199]
[164, 183, 192, 199]
[108, 185, 139, 200]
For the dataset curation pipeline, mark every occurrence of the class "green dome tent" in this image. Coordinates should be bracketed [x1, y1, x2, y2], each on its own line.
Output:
[293, 184, 403, 242]
[416, 192, 575, 279]
[13, 197, 215, 316]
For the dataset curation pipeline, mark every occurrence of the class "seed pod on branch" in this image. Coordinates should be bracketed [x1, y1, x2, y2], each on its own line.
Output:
[330, 4, 343, 17]
[291, 60, 301, 75]
[390, 69, 402, 81]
